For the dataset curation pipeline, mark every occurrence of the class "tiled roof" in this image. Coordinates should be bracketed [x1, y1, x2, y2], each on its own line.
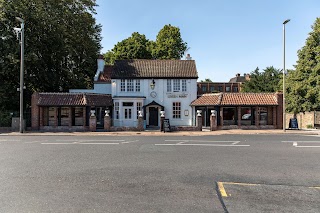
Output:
[191, 93, 279, 106]
[86, 94, 113, 106]
[221, 93, 278, 105]
[37, 93, 112, 106]
[190, 93, 222, 106]
[111, 59, 198, 79]
[97, 65, 112, 82]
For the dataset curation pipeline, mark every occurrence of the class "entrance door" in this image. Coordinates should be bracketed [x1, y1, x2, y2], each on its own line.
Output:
[123, 107, 133, 126]
[149, 107, 158, 126]
[96, 107, 105, 129]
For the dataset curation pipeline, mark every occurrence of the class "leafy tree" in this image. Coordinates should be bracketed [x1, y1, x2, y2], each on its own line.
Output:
[110, 32, 152, 62]
[286, 18, 320, 113]
[104, 24, 188, 62]
[0, 0, 101, 111]
[241, 66, 281, 92]
[151, 24, 188, 59]
[200, 78, 213, 82]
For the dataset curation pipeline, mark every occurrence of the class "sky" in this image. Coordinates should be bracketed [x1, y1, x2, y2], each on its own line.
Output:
[94, 0, 320, 82]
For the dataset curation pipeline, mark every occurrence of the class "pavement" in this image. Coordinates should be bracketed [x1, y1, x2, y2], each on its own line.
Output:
[1, 128, 319, 136]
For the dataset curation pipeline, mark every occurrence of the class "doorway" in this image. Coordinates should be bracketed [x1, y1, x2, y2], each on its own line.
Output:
[149, 107, 158, 126]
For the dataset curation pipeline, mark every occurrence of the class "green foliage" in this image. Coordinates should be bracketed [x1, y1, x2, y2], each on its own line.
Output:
[200, 78, 213, 82]
[0, 111, 12, 127]
[108, 32, 152, 63]
[286, 18, 320, 113]
[306, 124, 313, 129]
[104, 24, 188, 62]
[152, 24, 188, 59]
[241, 66, 281, 93]
[0, 0, 102, 111]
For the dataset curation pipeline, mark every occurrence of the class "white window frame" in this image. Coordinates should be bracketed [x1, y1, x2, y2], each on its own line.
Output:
[172, 102, 181, 119]
[136, 102, 142, 119]
[127, 79, 134, 92]
[173, 79, 180, 92]
[120, 80, 125, 92]
[182, 79, 187, 92]
[167, 79, 172, 92]
[135, 79, 140, 92]
[114, 102, 119, 119]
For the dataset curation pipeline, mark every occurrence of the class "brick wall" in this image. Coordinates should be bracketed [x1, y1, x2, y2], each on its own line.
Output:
[286, 112, 316, 129]
[31, 92, 40, 130]
[276, 93, 283, 129]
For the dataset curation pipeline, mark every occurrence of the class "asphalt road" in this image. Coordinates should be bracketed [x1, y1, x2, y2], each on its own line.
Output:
[0, 134, 319, 212]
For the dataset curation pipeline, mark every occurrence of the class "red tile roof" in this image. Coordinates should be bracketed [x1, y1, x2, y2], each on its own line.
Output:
[191, 93, 279, 106]
[37, 93, 112, 106]
[111, 59, 198, 79]
[190, 93, 222, 106]
[221, 93, 278, 105]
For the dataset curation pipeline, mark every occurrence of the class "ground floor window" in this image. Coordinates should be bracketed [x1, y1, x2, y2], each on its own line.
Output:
[136, 102, 142, 119]
[114, 102, 119, 119]
[48, 107, 55, 126]
[241, 107, 252, 125]
[59, 107, 69, 126]
[73, 107, 83, 126]
[173, 102, 181, 119]
[223, 107, 237, 125]
[259, 106, 272, 125]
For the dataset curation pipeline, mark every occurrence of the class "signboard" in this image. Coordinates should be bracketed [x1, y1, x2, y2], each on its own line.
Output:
[163, 119, 171, 132]
[289, 118, 298, 129]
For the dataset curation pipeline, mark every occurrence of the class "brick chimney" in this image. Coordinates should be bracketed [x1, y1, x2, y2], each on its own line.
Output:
[185, 54, 192, 60]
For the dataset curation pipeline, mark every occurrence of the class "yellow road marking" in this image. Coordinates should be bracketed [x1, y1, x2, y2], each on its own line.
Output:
[309, 186, 320, 189]
[217, 182, 228, 197]
[222, 182, 260, 186]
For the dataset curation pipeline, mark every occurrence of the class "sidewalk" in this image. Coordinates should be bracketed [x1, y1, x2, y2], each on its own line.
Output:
[1, 129, 319, 136]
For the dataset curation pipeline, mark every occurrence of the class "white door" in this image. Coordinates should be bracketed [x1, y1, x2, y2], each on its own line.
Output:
[123, 107, 133, 126]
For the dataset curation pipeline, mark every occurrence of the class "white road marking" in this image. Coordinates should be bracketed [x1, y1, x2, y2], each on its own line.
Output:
[165, 140, 240, 143]
[42, 142, 119, 145]
[158, 140, 248, 147]
[155, 144, 250, 147]
[25, 140, 48, 144]
[282, 141, 320, 148]
[282, 141, 320, 143]
[121, 140, 139, 144]
[79, 143, 120, 145]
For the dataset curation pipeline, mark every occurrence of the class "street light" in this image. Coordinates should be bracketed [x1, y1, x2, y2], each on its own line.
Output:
[283, 19, 290, 132]
[15, 17, 25, 133]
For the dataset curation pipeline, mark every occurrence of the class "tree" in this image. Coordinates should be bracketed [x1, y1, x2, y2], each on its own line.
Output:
[286, 18, 320, 113]
[200, 78, 213, 82]
[241, 66, 281, 93]
[106, 32, 152, 63]
[104, 24, 188, 62]
[152, 24, 188, 59]
[0, 0, 102, 111]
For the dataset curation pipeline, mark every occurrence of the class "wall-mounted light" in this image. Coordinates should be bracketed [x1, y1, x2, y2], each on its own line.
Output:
[150, 79, 155, 90]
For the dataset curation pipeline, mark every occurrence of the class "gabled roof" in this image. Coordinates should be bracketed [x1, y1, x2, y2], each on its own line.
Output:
[111, 59, 198, 79]
[191, 93, 279, 106]
[37, 93, 112, 106]
[144, 100, 164, 108]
